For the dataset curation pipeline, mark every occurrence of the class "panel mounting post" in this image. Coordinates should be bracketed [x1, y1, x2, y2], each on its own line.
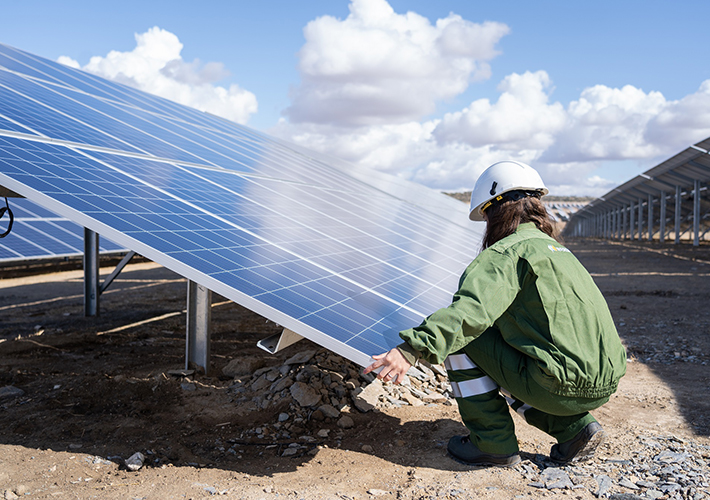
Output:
[673, 185, 681, 245]
[693, 179, 700, 247]
[186, 280, 212, 374]
[659, 190, 667, 243]
[84, 228, 99, 316]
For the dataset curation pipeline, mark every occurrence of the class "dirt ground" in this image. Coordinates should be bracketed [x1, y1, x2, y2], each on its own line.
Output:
[1, 238, 709, 499]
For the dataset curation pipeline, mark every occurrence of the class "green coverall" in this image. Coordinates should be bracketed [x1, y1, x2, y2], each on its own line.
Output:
[397, 223, 627, 454]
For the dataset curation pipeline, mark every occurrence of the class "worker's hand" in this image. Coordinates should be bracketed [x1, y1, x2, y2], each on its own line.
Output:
[363, 348, 412, 384]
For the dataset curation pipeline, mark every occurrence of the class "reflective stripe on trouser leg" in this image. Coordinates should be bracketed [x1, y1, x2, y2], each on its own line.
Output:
[445, 352, 519, 455]
[500, 389, 596, 443]
[500, 388, 532, 419]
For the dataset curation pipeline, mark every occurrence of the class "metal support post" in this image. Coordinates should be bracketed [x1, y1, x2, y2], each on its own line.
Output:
[694, 179, 701, 246]
[637, 198, 643, 241]
[84, 228, 99, 316]
[186, 280, 212, 374]
[659, 191, 666, 243]
[648, 193, 653, 242]
[630, 202, 635, 240]
[675, 185, 681, 244]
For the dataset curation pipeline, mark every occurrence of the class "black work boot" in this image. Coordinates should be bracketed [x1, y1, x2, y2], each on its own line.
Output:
[447, 435, 521, 467]
[550, 422, 606, 464]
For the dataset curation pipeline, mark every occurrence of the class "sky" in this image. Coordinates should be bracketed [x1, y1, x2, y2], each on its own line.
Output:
[2, 0, 710, 197]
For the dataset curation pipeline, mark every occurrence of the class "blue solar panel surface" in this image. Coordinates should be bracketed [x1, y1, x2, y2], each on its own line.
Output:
[0, 43, 483, 366]
[0, 197, 125, 263]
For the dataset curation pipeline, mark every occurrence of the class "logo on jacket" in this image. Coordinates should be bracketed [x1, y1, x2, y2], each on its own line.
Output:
[548, 244, 571, 253]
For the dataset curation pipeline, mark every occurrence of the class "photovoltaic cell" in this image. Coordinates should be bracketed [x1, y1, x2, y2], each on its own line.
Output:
[0, 43, 484, 366]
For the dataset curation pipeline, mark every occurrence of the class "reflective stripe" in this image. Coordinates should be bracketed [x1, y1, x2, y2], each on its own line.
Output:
[444, 354, 477, 371]
[500, 388, 531, 418]
[516, 404, 532, 417]
[451, 376, 499, 398]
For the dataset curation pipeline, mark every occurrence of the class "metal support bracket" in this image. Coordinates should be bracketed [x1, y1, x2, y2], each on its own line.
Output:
[84, 226, 137, 316]
[100, 251, 136, 294]
[257, 328, 304, 354]
[185, 280, 212, 374]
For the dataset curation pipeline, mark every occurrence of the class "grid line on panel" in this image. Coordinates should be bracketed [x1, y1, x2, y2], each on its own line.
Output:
[0, 75, 143, 155]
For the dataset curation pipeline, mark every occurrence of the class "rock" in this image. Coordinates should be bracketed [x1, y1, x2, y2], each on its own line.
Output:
[271, 375, 294, 393]
[4, 490, 19, 500]
[400, 391, 424, 406]
[281, 447, 299, 457]
[541, 468, 573, 489]
[251, 374, 271, 392]
[618, 477, 639, 490]
[337, 416, 354, 429]
[361, 444, 373, 453]
[125, 452, 145, 471]
[317, 404, 340, 419]
[595, 475, 612, 497]
[278, 413, 289, 422]
[654, 451, 691, 463]
[367, 489, 389, 496]
[180, 382, 196, 392]
[407, 366, 432, 382]
[0, 386, 24, 401]
[422, 392, 447, 403]
[428, 363, 448, 377]
[351, 379, 386, 412]
[289, 382, 321, 407]
[317, 429, 330, 438]
[284, 350, 317, 366]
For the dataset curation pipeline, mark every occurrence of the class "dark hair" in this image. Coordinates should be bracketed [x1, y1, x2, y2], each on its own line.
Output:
[482, 195, 558, 250]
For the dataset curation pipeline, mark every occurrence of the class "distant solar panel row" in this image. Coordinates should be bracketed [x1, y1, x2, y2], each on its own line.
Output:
[0, 43, 483, 366]
[0, 197, 124, 263]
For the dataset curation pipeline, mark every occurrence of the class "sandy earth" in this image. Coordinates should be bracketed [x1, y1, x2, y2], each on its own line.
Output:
[0, 238, 709, 499]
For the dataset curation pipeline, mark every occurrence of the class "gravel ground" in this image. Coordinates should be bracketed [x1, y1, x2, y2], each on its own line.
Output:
[0, 238, 709, 499]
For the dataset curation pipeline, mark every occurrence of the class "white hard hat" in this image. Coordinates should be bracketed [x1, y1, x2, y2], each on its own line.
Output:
[469, 160, 548, 221]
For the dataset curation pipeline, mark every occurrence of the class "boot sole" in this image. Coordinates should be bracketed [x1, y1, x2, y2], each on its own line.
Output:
[447, 450, 521, 468]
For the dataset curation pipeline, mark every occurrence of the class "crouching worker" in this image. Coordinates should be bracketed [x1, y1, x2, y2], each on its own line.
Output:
[364, 160, 626, 467]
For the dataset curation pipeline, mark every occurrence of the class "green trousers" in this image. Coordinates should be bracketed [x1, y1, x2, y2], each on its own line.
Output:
[445, 327, 608, 455]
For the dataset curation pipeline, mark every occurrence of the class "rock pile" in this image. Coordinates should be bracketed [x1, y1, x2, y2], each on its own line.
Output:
[223, 348, 453, 456]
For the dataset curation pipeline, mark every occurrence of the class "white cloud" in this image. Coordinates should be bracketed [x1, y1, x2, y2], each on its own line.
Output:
[645, 80, 710, 149]
[285, 0, 509, 126]
[432, 71, 566, 151]
[58, 27, 258, 124]
[541, 84, 668, 163]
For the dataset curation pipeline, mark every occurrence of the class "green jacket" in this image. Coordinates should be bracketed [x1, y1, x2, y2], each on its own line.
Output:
[399, 223, 626, 398]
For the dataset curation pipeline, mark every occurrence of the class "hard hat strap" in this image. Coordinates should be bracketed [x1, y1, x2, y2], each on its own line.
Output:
[481, 190, 542, 214]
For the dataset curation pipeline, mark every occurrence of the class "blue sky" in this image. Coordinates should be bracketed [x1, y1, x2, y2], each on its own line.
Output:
[2, 0, 710, 196]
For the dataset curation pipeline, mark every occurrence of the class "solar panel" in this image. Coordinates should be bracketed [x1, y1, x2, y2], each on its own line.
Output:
[0, 196, 125, 263]
[0, 43, 483, 367]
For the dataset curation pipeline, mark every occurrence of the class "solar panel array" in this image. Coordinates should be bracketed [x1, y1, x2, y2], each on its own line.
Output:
[0, 43, 483, 367]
